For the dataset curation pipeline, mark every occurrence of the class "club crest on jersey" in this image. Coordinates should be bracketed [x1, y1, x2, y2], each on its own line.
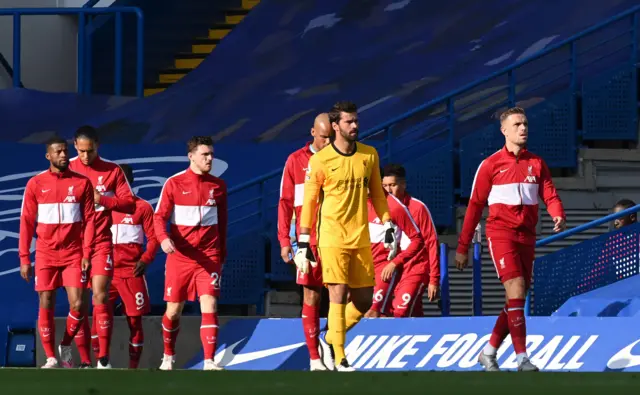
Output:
[524, 165, 537, 183]
[305, 165, 311, 181]
[96, 176, 107, 193]
[206, 188, 217, 206]
[122, 214, 134, 224]
[63, 186, 76, 203]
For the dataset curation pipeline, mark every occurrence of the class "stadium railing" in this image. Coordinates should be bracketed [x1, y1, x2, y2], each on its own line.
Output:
[496, 205, 640, 316]
[0, 6, 144, 97]
[223, 5, 640, 297]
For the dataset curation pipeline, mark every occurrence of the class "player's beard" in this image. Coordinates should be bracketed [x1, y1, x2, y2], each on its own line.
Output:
[53, 160, 69, 172]
[340, 128, 358, 142]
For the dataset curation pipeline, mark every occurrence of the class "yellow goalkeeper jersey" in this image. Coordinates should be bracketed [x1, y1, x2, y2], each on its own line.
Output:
[300, 142, 390, 249]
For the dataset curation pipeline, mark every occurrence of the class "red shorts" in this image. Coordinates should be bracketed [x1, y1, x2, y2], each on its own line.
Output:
[371, 267, 427, 317]
[109, 275, 150, 316]
[296, 245, 323, 288]
[34, 258, 85, 292]
[371, 267, 397, 316]
[164, 254, 222, 302]
[389, 270, 427, 317]
[85, 243, 114, 288]
[487, 238, 535, 288]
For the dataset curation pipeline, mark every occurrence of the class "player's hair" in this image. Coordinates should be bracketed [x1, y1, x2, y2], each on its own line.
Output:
[119, 163, 134, 184]
[382, 163, 406, 180]
[187, 136, 214, 154]
[328, 101, 358, 125]
[499, 107, 526, 124]
[615, 198, 636, 210]
[45, 135, 67, 150]
[74, 125, 100, 143]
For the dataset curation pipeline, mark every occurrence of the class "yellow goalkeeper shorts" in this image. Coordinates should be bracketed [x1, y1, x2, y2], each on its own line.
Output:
[317, 246, 375, 288]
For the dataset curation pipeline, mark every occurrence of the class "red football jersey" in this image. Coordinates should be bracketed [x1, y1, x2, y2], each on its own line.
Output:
[368, 194, 423, 268]
[19, 169, 96, 266]
[277, 143, 319, 247]
[69, 156, 135, 245]
[401, 194, 440, 285]
[111, 196, 159, 277]
[458, 146, 565, 253]
[154, 168, 228, 262]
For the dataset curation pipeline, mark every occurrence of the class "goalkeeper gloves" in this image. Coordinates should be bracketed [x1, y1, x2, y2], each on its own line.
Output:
[383, 220, 398, 260]
[293, 234, 317, 275]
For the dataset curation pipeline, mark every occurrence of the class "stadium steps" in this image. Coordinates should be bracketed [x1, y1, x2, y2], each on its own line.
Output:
[144, 0, 260, 97]
[476, 209, 609, 315]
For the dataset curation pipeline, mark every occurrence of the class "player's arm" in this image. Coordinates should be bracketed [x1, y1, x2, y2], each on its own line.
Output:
[18, 180, 37, 280]
[296, 155, 325, 273]
[457, 160, 492, 256]
[98, 166, 135, 213]
[139, 201, 160, 265]
[539, 160, 566, 232]
[80, 179, 96, 263]
[389, 207, 423, 268]
[217, 181, 228, 262]
[368, 152, 391, 223]
[277, 157, 296, 248]
[299, 155, 324, 236]
[154, 178, 176, 254]
[420, 206, 440, 286]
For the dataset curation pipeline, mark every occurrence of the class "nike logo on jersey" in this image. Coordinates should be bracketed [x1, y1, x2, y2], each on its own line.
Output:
[41, 189, 50, 193]
[136, 305, 145, 310]
[331, 168, 338, 172]
[182, 191, 191, 194]
[499, 169, 508, 173]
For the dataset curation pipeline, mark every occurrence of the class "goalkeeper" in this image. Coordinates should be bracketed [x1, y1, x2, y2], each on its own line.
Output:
[297, 101, 396, 372]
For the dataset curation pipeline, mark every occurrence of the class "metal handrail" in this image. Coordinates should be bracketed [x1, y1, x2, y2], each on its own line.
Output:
[0, 51, 23, 88]
[1, 7, 144, 97]
[535, 204, 640, 247]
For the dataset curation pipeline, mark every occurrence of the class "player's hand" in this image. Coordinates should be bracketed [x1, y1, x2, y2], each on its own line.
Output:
[381, 262, 397, 282]
[133, 261, 147, 277]
[293, 234, 317, 275]
[383, 221, 398, 259]
[93, 188, 102, 204]
[19, 264, 32, 283]
[553, 217, 566, 233]
[161, 238, 176, 254]
[427, 283, 439, 302]
[81, 258, 91, 272]
[280, 246, 294, 264]
[455, 252, 468, 271]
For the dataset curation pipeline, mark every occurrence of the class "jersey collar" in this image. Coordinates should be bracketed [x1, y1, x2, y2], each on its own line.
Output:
[331, 141, 357, 157]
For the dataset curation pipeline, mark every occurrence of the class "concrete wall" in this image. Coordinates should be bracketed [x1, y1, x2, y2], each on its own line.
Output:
[0, 0, 77, 92]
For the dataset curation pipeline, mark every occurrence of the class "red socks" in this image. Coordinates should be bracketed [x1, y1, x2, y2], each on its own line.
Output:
[200, 313, 219, 360]
[301, 303, 320, 360]
[74, 315, 93, 364]
[38, 308, 55, 359]
[507, 298, 527, 355]
[488, 305, 510, 351]
[127, 316, 144, 369]
[162, 315, 180, 356]
[94, 304, 112, 359]
[61, 309, 84, 346]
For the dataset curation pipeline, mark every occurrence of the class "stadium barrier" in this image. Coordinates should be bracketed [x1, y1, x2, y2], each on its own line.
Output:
[0, 7, 144, 96]
[531, 206, 640, 316]
[31, 315, 640, 371]
[188, 317, 640, 371]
